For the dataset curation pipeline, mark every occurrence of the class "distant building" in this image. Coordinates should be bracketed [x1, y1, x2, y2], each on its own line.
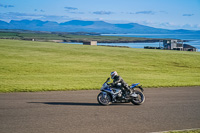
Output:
[163, 40, 183, 50]
[163, 40, 197, 52]
[183, 44, 198, 51]
[83, 41, 97, 46]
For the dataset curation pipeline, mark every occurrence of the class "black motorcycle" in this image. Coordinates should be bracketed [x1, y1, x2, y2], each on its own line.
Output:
[97, 78, 145, 106]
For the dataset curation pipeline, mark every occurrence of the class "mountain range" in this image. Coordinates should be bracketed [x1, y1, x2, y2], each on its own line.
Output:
[0, 20, 200, 34]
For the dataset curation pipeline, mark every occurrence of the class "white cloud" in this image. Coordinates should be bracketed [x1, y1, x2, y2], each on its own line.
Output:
[135, 11, 155, 15]
[138, 21, 200, 30]
[0, 4, 14, 8]
[0, 12, 69, 22]
[183, 14, 194, 17]
[93, 11, 114, 15]
[64, 7, 78, 10]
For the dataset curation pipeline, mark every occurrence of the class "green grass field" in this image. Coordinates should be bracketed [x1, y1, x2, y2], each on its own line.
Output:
[0, 31, 161, 42]
[0, 39, 200, 92]
[166, 129, 200, 133]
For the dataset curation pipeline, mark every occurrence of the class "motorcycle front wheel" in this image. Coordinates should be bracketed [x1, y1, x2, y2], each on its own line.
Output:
[97, 92, 112, 106]
[131, 90, 145, 105]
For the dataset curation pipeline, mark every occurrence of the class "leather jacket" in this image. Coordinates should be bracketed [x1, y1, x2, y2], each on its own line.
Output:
[110, 76, 129, 89]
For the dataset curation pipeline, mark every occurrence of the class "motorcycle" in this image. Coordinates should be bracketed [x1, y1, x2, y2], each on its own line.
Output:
[97, 78, 145, 106]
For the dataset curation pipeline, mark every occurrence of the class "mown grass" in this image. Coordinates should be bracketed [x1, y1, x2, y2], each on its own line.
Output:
[0, 39, 200, 92]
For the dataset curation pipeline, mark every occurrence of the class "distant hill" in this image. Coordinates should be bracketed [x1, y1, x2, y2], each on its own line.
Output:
[0, 19, 200, 34]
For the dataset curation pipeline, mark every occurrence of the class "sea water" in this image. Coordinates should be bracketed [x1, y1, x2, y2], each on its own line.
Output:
[63, 34, 200, 52]
[101, 34, 200, 52]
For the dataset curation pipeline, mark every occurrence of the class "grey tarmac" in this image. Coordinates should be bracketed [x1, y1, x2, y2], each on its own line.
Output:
[0, 87, 200, 133]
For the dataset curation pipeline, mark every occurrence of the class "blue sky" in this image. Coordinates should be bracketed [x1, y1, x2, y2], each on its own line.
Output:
[0, 0, 200, 30]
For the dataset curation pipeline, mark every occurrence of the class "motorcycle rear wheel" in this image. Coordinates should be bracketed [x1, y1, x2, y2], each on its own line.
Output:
[131, 90, 145, 105]
[97, 93, 112, 106]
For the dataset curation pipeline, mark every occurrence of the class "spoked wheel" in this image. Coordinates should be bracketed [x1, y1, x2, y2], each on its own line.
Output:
[131, 90, 145, 105]
[97, 92, 112, 106]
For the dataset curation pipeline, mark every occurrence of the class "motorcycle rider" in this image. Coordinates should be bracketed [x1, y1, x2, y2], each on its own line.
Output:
[110, 71, 132, 98]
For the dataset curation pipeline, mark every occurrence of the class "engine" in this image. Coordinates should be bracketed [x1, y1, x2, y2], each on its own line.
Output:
[113, 88, 122, 97]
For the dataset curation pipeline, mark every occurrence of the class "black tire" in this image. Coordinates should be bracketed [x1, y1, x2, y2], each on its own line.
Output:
[97, 92, 112, 106]
[131, 90, 145, 105]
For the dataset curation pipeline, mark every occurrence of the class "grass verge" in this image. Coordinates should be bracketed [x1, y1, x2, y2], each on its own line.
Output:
[0, 39, 200, 92]
[165, 129, 200, 133]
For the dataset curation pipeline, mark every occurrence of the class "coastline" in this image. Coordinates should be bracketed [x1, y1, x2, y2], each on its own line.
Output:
[0, 31, 199, 51]
[62, 39, 162, 43]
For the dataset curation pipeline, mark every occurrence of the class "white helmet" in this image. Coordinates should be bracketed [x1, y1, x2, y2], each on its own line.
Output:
[111, 71, 118, 79]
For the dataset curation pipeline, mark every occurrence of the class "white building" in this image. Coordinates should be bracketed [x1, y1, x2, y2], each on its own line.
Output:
[83, 41, 97, 46]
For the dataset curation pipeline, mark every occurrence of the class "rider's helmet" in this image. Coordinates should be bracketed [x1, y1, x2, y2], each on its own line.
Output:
[111, 71, 118, 79]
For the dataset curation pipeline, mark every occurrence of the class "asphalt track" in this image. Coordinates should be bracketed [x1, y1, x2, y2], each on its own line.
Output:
[0, 87, 200, 133]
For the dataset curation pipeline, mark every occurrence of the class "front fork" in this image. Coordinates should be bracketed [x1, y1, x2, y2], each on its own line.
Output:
[101, 91, 115, 102]
[102, 91, 107, 99]
[102, 91, 117, 102]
